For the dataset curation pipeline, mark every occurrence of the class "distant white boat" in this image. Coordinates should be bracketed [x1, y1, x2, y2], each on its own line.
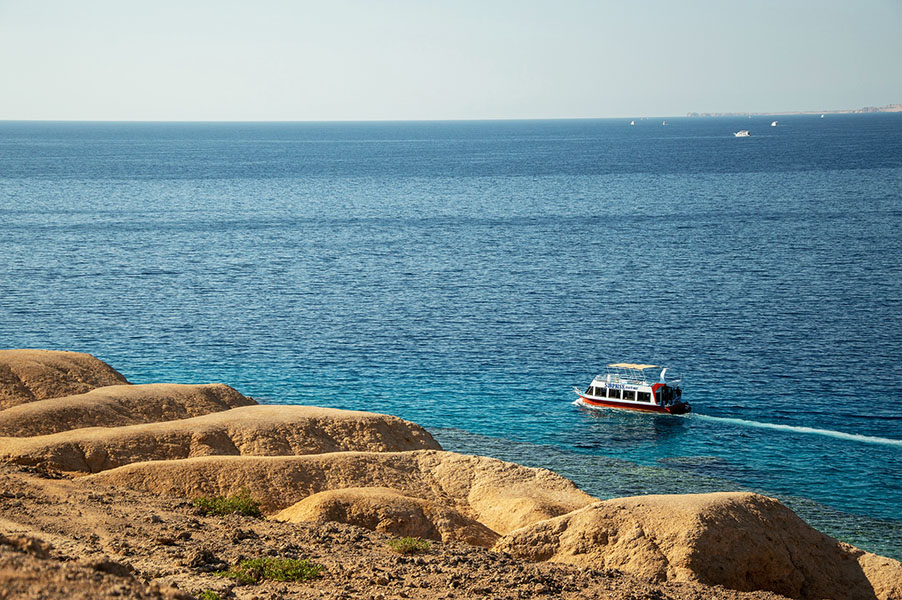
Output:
[771, 120, 778, 127]
[821, 114, 825, 118]
[630, 120, 635, 126]
[734, 130, 751, 137]
[662, 121, 667, 126]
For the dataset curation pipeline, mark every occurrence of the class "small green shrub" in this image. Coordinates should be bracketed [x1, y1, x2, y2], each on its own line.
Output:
[197, 591, 222, 600]
[215, 557, 324, 584]
[192, 489, 262, 518]
[386, 537, 431, 555]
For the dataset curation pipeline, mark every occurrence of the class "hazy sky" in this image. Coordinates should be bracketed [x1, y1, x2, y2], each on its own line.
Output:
[1, 0, 900, 121]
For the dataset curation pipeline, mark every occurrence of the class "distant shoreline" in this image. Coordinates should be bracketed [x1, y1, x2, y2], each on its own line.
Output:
[2, 105, 901, 123]
[687, 103, 902, 117]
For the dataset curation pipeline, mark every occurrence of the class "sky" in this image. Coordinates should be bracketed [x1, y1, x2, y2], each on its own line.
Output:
[1, 0, 900, 121]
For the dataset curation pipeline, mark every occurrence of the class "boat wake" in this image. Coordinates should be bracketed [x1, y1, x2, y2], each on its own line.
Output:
[691, 414, 902, 447]
[572, 399, 901, 447]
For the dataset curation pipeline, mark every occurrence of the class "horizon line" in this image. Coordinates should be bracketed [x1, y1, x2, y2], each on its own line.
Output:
[1, 109, 898, 125]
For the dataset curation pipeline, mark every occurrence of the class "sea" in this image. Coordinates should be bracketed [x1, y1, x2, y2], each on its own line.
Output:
[1, 115, 900, 559]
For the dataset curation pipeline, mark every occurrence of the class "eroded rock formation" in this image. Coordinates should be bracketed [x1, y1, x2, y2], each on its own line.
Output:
[273, 487, 500, 547]
[83, 450, 596, 534]
[0, 383, 254, 437]
[495, 492, 902, 600]
[0, 349, 129, 409]
[0, 404, 439, 473]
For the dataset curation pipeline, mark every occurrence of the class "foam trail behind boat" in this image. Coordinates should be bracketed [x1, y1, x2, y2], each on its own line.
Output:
[692, 414, 902, 447]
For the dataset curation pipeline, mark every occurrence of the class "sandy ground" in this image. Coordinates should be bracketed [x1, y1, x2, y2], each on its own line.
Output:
[0, 463, 788, 600]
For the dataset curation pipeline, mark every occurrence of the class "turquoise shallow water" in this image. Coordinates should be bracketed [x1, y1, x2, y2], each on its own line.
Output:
[1, 116, 900, 558]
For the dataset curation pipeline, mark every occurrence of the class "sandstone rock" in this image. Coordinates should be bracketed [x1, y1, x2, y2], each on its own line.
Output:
[0, 405, 439, 473]
[0, 383, 255, 437]
[0, 349, 129, 410]
[273, 486, 499, 547]
[857, 552, 902, 600]
[0, 462, 791, 600]
[494, 492, 902, 600]
[83, 450, 596, 534]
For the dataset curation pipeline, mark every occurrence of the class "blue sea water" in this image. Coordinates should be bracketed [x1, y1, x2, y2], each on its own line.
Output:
[1, 115, 901, 558]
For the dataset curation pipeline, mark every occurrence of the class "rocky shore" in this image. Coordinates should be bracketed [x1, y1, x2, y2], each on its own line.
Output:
[1, 350, 899, 600]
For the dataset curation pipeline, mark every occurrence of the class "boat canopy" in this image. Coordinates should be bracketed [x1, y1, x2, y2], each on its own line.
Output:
[607, 363, 658, 370]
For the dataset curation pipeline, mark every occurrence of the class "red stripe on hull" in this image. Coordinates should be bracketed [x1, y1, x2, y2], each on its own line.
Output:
[577, 394, 689, 415]
[579, 395, 667, 413]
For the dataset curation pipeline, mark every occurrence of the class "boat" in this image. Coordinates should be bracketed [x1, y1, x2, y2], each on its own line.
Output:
[771, 120, 778, 127]
[630, 120, 635, 125]
[734, 130, 750, 137]
[574, 363, 690, 415]
[662, 121, 667, 125]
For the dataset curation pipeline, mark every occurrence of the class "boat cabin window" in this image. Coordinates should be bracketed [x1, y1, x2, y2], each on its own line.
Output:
[608, 388, 621, 400]
[637, 391, 651, 402]
[622, 390, 635, 401]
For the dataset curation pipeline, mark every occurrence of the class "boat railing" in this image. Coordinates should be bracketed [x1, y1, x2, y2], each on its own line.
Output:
[597, 366, 650, 385]
[599, 366, 682, 387]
